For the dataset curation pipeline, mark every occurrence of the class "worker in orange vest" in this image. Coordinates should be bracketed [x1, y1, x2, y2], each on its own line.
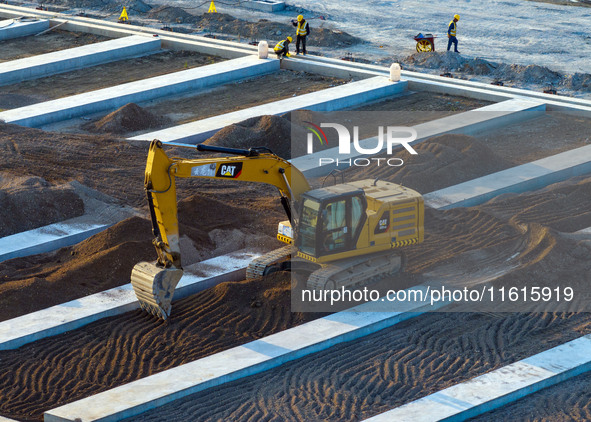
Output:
[447, 14, 460, 53]
[291, 14, 310, 55]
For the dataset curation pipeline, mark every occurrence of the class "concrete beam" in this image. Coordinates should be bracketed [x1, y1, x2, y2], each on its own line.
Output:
[128, 76, 408, 143]
[0, 221, 111, 263]
[362, 334, 591, 422]
[43, 283, 447, 422]
[280, 56, 384, 80]
[0, 17, 48, 40]
[0, 250, 259, 350]
[243, 0, 286, 12]
[424, 143, 591, 209]
[0, 55, 278, 127]
[293, 98, 546, 178]
[0, 35, 160, 86]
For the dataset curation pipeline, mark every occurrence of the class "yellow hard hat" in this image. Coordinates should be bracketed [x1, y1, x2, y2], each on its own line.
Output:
[454, 14, 460, 20]
[297, 14, 303, 21]
[287, 36, 293, 42]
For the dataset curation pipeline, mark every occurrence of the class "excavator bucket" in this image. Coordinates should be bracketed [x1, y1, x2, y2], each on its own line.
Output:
[130, 262, 183, 320]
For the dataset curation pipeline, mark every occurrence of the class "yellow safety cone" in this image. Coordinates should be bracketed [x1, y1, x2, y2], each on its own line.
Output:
[207, 0, 217, 13]
[118, 6, 129, 22]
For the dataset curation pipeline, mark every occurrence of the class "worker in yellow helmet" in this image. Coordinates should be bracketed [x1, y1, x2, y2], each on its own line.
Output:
[274, 36, 293, 59]
[291, 14, 310, 55]
[447, 14, 460, 53]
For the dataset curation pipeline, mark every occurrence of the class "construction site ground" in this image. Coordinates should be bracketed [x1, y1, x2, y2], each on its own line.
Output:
[0, 29, 110, 63]
[0, 11, 590, 421]
[0, 49, 223, 109]
[1, 105, 591, 420]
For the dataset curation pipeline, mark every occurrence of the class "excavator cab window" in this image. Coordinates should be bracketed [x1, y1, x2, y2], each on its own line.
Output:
[297, 193, 366, 258]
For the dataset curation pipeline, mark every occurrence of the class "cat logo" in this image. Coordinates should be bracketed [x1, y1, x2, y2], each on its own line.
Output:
[216, 162, 243, 178]
[374, 211, 390, 234]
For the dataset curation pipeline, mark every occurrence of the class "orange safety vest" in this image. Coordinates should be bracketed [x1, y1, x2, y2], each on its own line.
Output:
[297, 20, 309, 36]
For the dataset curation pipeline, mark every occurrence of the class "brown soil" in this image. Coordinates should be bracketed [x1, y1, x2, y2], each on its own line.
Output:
[128, 312, 591, 422]
[475, 112, 591, 164]
[0, 173, 84, 236]
[0, 50, 221, 107]
[120, 178, 591, 421]
[0, 191, 285, 322]
[0, 30, 110, 63]
[343, 134, 513, 194]
[140, 70, 344, 127]
[0, 271, 327, 422]
[1, 105, 590, 420]
[1, 174, 590, 421]
[203, 114, 300, 159]
[84, 103, 171, 134]
[355, 91, 492, 113]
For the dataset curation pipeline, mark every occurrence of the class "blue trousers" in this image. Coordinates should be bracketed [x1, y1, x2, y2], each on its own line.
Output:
[447, 36, 458, 52]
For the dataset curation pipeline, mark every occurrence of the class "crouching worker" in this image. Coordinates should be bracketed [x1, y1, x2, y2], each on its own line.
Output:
[274, 36, 292, 59]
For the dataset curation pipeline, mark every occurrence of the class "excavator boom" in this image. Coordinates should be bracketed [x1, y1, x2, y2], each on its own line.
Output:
[131, 140, 310, 319]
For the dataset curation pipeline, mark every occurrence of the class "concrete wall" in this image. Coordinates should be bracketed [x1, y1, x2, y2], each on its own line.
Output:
[0, 35, 160, 86]
[0, 18, 48, 40]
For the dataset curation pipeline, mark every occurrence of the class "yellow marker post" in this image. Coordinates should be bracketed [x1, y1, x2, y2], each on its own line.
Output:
[118, 6, 128, 22]
[208, 0, 217, 13]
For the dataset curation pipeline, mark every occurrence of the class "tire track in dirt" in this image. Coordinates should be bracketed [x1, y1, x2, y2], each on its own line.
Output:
[126, 312, 591, 422]
[0, 272, 327, 422]
[121, 178, 591, 422]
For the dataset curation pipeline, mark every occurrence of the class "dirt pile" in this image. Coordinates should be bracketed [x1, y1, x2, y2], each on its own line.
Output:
[343, 134, 513, 193]
[0, 174, 84, 237]
[84, 103, 171, 134]
[0, 191, 285, 322]
[203, 115, 301, 158]
[0, 216, 155, 321]
[403, 52, 591, 91]
[0, 123, 149, 207]
[0, 271, 326, 422]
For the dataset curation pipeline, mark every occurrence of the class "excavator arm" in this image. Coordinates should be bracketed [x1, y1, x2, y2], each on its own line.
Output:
[131, 140, 311, 319]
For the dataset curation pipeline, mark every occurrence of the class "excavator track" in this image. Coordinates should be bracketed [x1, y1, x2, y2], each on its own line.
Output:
[307, 251, 405, 291]
[246, 245, 295, 279]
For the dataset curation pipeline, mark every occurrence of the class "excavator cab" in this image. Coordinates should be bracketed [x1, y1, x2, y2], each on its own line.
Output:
[297, 185, 367, 259]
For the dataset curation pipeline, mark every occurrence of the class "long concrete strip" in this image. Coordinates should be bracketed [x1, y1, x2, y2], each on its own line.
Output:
[0, 35, 161, 86]
[0, 55, 278, 127]
[424, 143, 591, 209]
[362, 334, 591, 422]
[293, 98, 546, 177]
[0, 250, 259, 351]
[0, 220, 111, 262]
[43, 283, 447, 422]
[0, 17, 48, 40]
[286, 54, 591, 112]
[128, 76, 408, 143]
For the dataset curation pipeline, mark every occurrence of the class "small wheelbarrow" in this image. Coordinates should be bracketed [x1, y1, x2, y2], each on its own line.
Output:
[414, 33, 437, 52]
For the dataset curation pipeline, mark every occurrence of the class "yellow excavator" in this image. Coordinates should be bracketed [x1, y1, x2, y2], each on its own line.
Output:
[131, 140, 424, 319]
